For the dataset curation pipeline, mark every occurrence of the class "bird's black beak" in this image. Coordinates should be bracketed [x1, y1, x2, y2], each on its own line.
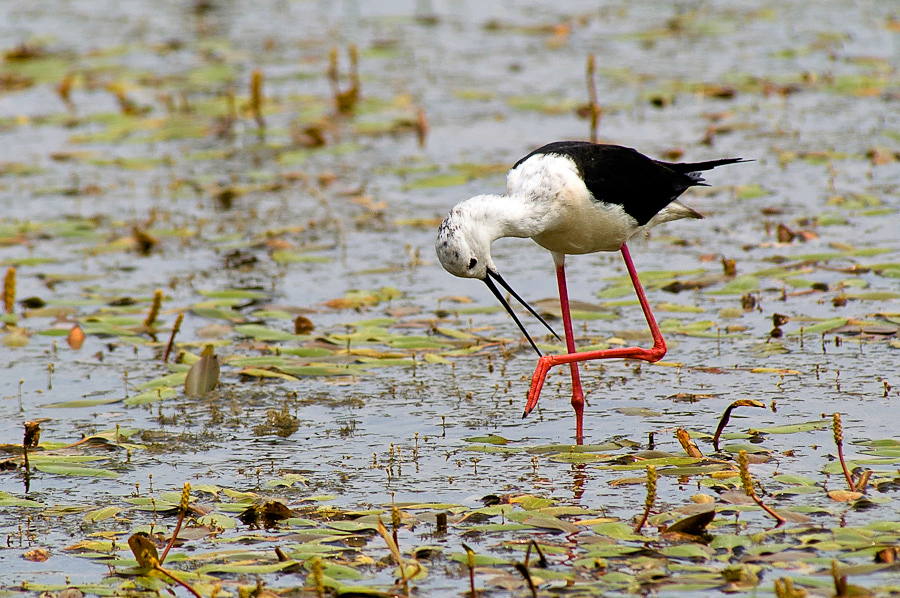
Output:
[483, 269, 561, 357]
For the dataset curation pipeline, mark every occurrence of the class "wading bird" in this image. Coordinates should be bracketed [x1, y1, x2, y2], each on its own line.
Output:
[436, 141, 746, 442]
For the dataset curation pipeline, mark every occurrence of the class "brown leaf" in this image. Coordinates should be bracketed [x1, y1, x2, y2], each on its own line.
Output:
[22, 548, 50, 562]
[827, 490, 863, 502]
[23, 422, 41, 448]
[721, 257, 737, 277]
[294, 316, 314, 334]
[664, 509, 715, 536]
[184, 345, 220, 396]
[132, 226, 158, 255]
[776, 223, 796, 243]
[676, 428, 703, 458]
[67, 324, 85, 350]
[127, 533, 160, 568]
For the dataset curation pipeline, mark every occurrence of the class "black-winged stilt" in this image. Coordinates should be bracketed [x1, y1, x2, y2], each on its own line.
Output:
[436, 141, 747, 442]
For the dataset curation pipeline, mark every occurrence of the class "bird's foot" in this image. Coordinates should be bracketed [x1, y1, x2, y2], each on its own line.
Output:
[522, 355, 553, 418]
[522, 342, 666, 419]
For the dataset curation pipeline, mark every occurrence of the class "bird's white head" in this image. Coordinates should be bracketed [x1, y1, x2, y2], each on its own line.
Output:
[434, 198, 495, 281]
[435, 195, 560, 356]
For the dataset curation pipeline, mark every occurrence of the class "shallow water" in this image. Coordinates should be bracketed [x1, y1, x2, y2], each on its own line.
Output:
[1, 1, 899, 596]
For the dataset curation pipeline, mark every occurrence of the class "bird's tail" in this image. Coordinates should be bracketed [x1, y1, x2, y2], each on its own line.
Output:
[663, 157, 749, 184]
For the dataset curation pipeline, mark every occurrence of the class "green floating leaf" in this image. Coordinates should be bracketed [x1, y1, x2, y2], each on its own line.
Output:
[773, 474, 818, 486]
[29, 455, 110, 464]
[449, 552, 512, 566]
[196, 561, 299, 574]
[35, 464, 119, 478]
[327, 521, 380, 533]
[266, 473, 309, 488]
[305, 494, 338, 502]
[462, 435, 510, 445]
[322, 562, 365, 580]
[710, 533, 752, 550]
[124, 387, 177, 406]
[2, 329, 30, 347]
[388, 337, 451, 349]
[517, 496, 555, 510]
[527, 442, 627, 454]
[278, 347, 334, 358]
[136, 372, 187, 390]
[506, 95, 578, 114]
[234, 324, 300, 341]
[43, 396, 124, 409]
[228, 356, 300, 367]
[734, 183, 773, 199]
[1, 256, 58, 267]
[656, 302, 706, 314]
[845, 291, 900, 301]
[593, 521, 647, 541]
[583, 544, 643, 558]
[706, 275, 759, 295]
[615, 407, 661, 417]
[750, 420, 830, 434]
[547, 452, 614, 464]
[190, 306, 246, 322]
[719, 443, 770, 454]
[238, 368, 300, 382]
[787, 317, 848, 335]
[595, 285, 635, 299]
[604, 456, 702, 470]
[518, 514, 580, 533]
[354, 357, 415, 367]
[0, 491, 45, 508]
[187, 63, 237, 86]
[271, 250, 331, 264]
[196, 513, 237, 529]
[462, 445, 519, 454]
[660, 544, 714, 559]
[424, 353, 452, 365]
[468, 523, 532, 533]
[278, 364, 365, 377]
[198, 289, 270, 300]
[84, 506, 122, 523]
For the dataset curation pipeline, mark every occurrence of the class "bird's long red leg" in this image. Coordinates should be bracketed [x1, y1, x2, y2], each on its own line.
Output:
[552, 254, 585, 443]
[523, 243, 667, 425]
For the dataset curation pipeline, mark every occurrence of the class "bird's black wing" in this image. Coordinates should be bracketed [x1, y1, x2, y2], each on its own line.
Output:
[515, 141, 743, 226]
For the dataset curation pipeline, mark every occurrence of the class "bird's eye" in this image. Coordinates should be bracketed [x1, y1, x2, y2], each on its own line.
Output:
[468, 258, 478, 270]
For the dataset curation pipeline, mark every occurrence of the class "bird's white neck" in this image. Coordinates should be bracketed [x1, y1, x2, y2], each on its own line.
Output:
[454, 193, 555, 244]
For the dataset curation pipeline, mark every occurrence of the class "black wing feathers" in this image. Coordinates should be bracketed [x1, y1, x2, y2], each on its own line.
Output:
[515, 141, 745, 227]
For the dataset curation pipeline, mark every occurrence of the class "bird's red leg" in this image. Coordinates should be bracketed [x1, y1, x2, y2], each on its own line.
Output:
[524, 243, 666, 425]
[552, 255, 585, 443]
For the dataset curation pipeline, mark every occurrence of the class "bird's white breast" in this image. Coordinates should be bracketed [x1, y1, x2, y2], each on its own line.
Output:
[506, 153, 638, 255]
